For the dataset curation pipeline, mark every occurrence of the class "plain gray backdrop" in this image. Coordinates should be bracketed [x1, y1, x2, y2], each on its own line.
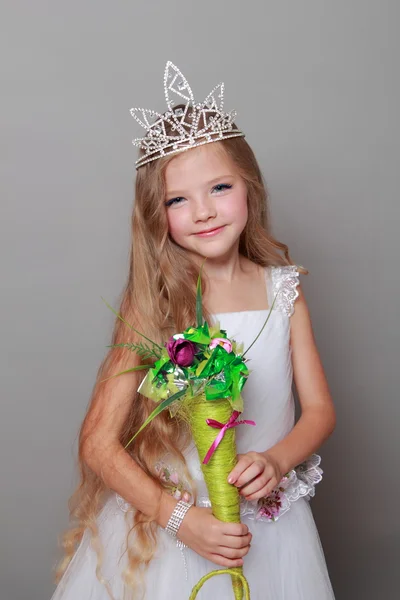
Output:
[1, 1, 399, 599]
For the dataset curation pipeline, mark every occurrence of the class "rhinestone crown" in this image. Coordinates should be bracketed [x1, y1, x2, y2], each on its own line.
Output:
[130, 61, 245, 169]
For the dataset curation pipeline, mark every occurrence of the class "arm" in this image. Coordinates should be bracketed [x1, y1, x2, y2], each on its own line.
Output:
[81, 353, 252, 568]
[227, 283, 336, 499]
[264, 283, 336, 474]
[80, 361, 177, 529]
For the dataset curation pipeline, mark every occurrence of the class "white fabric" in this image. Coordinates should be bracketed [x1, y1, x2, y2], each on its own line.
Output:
[51, 265, 335, 599]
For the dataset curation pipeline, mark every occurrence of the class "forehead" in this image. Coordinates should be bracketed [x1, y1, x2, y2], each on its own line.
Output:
[164, 143, 235, 191]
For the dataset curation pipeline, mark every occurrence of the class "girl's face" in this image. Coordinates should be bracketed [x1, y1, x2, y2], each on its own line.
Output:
[164, 143, 248, 261]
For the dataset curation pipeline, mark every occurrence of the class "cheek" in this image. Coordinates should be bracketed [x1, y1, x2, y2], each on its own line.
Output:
[237, 195, 248, 223]
[166, 209, 188, 240]
[224, 190, 248, 225]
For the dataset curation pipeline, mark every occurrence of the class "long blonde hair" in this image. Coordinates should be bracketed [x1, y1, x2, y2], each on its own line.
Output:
[55, 106, 307, 597]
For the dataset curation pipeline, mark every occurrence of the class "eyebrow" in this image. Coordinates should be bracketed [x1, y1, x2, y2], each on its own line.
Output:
[166, 174, 234, 197]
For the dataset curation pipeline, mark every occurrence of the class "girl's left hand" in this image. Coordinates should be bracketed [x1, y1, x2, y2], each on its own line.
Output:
[227, 451, 283, 501]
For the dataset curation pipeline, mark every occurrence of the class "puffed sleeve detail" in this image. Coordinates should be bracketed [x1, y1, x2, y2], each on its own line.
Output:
[271, 264, 301, 317]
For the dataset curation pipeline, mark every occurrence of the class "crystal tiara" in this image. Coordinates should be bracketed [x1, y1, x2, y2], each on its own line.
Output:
[130, 61, 245, 169]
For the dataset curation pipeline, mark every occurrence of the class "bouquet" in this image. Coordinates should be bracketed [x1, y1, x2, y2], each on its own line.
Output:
[102, 262, 277, 600]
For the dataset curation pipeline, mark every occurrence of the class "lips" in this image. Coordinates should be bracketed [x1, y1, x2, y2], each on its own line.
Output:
[194, 225, 225, 235]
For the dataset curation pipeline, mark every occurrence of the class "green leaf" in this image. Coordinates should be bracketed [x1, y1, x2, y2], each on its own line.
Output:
[183, 322, 211, 345]
[196, 258, 207, 328]
[99, 364, 152, 383]
[124, 387, 188, 449]
[107, 341, 162, 361]
[101, 297, 163, 350]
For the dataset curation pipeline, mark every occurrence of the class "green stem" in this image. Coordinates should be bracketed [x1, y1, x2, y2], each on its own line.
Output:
[101, 297, 163, 350]
[196, 258, 208, 328]
[123, 387, 188, 449]
[242, 292, 278, 358]
[99, 364, 152, 383]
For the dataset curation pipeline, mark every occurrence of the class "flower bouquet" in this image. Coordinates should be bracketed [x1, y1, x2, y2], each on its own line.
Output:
[102, 263, 277, 600]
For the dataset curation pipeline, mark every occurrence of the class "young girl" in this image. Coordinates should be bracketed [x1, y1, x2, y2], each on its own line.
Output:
[51, 61, 336, 599]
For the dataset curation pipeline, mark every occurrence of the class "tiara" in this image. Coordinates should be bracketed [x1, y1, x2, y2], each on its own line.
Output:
[130, 61, 245, 169]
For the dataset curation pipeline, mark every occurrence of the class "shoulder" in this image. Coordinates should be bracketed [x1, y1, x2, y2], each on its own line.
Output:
[272, 266, 317, 371]
[270, 264, 302, 317]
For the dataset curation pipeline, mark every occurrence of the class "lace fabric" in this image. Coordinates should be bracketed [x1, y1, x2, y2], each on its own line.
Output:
[239, 454, 323, 523]
[272, 264, 301, 317]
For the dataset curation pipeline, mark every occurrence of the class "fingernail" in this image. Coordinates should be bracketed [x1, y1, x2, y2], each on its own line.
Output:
[228, 476, 234, 483]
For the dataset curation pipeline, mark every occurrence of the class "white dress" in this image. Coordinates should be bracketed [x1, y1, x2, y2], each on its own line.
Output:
[51, 265, 335, 600]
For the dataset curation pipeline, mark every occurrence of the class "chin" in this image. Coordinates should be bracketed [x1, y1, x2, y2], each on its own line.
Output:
[192, 242, 240, 261]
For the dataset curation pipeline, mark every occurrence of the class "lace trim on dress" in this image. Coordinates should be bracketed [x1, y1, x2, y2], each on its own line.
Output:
[116, 454, 323, 524]
[272, 264, 300, 317]
[239, 454, 323, 522]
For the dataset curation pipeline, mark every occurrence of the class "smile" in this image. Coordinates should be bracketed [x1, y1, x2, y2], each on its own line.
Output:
[194, 225, 225, 237]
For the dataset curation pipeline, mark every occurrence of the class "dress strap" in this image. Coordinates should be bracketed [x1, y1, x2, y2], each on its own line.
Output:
[270, 265, 300, 317]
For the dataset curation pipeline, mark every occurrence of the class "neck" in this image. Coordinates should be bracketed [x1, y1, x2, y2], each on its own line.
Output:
[191, 246, 246, 283]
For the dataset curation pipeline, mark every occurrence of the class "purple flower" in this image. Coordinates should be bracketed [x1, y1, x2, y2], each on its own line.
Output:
[257, 489, 283, 520]
[166, 337, 197, 367]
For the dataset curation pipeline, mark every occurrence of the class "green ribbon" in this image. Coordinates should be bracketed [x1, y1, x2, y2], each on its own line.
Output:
[204, 354, 249, 412]
[182, 321, 211, 345]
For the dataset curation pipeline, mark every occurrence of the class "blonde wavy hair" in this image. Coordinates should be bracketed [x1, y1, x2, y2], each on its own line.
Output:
[54, 105, 307, 598]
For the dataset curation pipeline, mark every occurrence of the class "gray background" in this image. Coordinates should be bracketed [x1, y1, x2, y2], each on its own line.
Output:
[1, 1, 399, 599]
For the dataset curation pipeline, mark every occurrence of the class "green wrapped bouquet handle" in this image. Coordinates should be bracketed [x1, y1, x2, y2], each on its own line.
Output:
[187, 393, 251, 599]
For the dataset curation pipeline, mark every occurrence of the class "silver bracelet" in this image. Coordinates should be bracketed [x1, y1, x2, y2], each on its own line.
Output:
[164, 500, 192, 542]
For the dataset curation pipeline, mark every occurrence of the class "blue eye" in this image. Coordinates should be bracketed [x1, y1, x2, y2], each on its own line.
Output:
[213, 183, 232, 193]
[165, 196, 185, 207]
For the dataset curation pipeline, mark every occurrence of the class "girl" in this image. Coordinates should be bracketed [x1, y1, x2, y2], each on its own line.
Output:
[52, 61, 336, 599]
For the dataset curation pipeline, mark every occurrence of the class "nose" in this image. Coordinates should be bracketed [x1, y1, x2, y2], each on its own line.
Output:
[192, 194, 217, 223]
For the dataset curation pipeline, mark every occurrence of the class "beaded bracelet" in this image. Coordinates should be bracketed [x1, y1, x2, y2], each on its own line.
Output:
[165, 500, 193, 548]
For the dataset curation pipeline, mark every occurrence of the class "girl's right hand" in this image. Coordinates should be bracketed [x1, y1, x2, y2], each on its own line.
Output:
[177, 505, 252, 568]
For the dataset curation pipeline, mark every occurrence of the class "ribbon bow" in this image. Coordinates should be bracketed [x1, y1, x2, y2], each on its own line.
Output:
[202, 410, 256, 465]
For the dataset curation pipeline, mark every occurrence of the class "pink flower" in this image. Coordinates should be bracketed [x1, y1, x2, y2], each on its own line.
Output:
[166, 337, 197, 367]
[159, 470, 168, 482]
[182, 491, 191, 502]
[209, 337, 232, 353]
[169, 472, 179, 485]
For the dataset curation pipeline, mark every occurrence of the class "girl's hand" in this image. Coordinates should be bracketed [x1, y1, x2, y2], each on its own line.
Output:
[177, 506, 252, 568]
[227, 451, 283, 501]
